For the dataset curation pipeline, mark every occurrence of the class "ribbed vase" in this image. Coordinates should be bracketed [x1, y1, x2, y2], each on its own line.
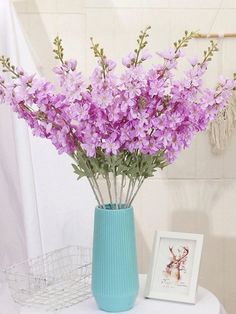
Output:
[92, 205, 139, 312]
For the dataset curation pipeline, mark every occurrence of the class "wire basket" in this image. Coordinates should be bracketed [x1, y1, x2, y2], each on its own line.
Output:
[4, 246, 92, 311]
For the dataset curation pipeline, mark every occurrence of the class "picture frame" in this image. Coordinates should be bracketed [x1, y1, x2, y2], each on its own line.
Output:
[144, 231, 204, 304]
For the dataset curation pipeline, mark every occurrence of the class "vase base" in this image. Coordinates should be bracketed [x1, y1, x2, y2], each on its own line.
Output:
[94, 294, 137, 312]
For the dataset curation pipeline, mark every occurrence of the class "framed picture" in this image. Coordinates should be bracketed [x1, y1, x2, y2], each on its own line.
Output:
[144, 231, 203, 304]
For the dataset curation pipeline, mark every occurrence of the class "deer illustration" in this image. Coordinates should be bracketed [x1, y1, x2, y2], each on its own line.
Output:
[165, 246, 189, 281]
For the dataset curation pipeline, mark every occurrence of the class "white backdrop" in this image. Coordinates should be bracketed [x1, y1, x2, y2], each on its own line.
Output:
[0, 0, 95, 271]
[0, 0, 41, 268]
[1, 0, 236, 313]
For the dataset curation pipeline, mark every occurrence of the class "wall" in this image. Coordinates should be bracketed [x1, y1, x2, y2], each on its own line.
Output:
[12, 0, 236, 313]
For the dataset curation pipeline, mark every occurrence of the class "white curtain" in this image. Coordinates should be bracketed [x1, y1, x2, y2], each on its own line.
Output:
[0, 0, 95, 272]
[0, 0, 43, 268]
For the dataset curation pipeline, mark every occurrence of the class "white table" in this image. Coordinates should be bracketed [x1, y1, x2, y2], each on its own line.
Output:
[0, 275, 227, 314]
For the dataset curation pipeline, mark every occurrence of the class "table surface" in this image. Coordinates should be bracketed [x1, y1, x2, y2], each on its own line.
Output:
[0, 275, 226, 314]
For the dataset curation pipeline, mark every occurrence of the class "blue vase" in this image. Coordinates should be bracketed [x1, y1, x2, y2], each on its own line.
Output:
[92, 204, 139, 312]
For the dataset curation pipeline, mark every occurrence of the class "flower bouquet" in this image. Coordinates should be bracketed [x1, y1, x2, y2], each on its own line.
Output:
[0, 27, 235, 312]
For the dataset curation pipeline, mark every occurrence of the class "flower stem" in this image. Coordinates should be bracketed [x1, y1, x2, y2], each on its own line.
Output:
[90, 37, 107, 80]
[133, 26, 151, 67]
[90, 173, 106, 208]
[87, 177, 102, 206]
[70, 153, 104, 206]
[128, 177, 145, 207]
[113, 172, 118, 209]
[119, 174, 125, 208]
[174, 31, 197, 53]
[125, 177, 132, 207]
[0, 56, 19, 78]
[74, 150, 106, 209]
[127, 178, 137, 206]
[105, 173, 113, 205]
[200, 40, 218, 65]
[53, 36, 64, 64]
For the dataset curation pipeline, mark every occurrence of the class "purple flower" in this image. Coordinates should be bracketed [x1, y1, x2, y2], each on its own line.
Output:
[122, 52, 136, 68]
[157, 49, 176, 60]
[0, 38, 234, 166]
[188, 56, 199, 66]
[140, 50, 152, 61]
[105, 59, 117, 71]
[102, 134, 120, 155]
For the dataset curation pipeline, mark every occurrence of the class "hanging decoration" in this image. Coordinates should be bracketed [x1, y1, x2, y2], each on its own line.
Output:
[194, 28, 236, 153]
[209, 92, 236, 152]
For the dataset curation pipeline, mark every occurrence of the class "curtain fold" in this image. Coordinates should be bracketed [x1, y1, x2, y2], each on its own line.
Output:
[0, 0, 43, 269]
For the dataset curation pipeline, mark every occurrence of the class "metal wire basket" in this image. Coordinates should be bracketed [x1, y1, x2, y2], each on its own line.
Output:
[4, 246, 92, 311]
